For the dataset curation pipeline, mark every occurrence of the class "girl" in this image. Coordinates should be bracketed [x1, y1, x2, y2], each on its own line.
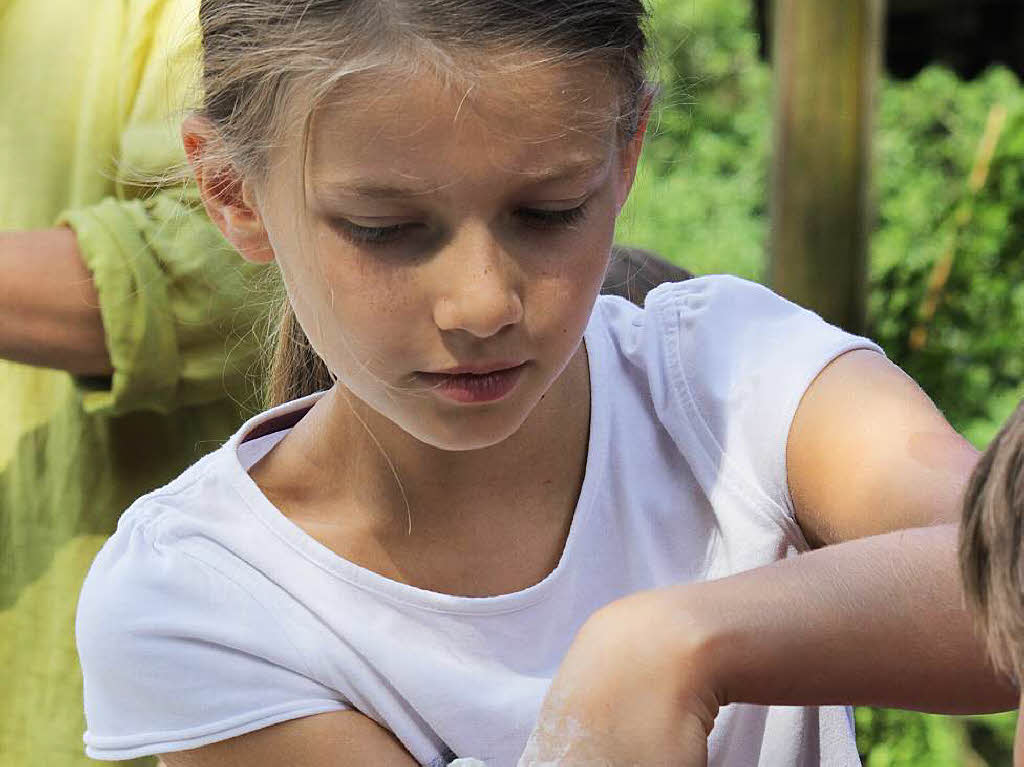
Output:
[76, 1, 1014, 765]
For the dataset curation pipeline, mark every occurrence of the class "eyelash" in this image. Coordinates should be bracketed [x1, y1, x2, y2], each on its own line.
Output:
[334, 220, 413, 246]
[515, 200, 591, 230]
[333, 200, 592, 248]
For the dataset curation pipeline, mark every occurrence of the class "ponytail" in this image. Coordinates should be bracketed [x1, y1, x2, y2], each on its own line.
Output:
[266, 301, 334, 407]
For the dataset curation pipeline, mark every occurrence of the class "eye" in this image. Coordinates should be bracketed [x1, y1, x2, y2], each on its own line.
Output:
[516, 199, 591, 230]
[332, 219, 421, 247]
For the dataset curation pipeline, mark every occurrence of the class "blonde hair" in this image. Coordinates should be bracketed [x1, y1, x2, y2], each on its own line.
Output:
[194, 0, 652, 406]
[960, 399, 1024, 679]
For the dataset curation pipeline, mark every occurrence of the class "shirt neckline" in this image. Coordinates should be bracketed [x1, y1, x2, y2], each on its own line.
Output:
[223, 307, 612, 615]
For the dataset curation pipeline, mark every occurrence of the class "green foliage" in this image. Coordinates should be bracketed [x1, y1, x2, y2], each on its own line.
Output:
[964, 382, 1024, 448]
[619, 1, 1024, 764]
[622, 0, 1024, 439]
[618, 0, 770, 279]
[855, 709, 1018, 767]
[870, 67, 1024, 435]
[855, 708, 966, 766]
[963, 712, 1019, 767]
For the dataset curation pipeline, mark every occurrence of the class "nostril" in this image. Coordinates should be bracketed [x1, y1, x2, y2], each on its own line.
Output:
[433, 290, 523, 338]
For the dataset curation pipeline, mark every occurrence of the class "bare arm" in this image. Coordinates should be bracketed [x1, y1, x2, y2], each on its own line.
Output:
[731, 350, 1003, 707]
[521, 524, 1015, 766]
[160, 709, 421, 767]
[521, 350, 1011, 765]
[787, 349, 979, 543]
[701, 349, 1006, 710]
[689, 523, 1013, 712]
[0, 228, 111, 375]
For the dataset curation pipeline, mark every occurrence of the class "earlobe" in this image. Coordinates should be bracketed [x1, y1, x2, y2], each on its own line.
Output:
[181, 115, 276, 264]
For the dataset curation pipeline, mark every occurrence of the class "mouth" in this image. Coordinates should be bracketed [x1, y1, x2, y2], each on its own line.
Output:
[416, 361, 528, 404]
[426, 360, 528, 375]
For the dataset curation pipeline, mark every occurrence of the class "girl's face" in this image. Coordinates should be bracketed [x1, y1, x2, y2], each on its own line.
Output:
[251, 62, 645, 450]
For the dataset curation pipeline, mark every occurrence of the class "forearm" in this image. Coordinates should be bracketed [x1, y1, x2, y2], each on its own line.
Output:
[677, 524, 1016, 713]
[0, 228, 111, 375]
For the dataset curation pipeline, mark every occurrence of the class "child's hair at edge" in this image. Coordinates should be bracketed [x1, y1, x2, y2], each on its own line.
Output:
[960, 398, 1024, 680]
[194, 0, 654, 408]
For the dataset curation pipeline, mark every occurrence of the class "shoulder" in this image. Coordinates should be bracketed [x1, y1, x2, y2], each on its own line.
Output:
[77, 452, 346, 759]
[77, 430, 272, 632]
[595, 273, 821, 345]
[592, 276, 884, 532]
[77, 455, 281, 669]
[593, 274, 880, 399]
[636, 274, 881, 405]
[643, 274, 853, 364]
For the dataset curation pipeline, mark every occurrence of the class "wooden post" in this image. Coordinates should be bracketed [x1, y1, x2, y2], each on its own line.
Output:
[769, 0, 884, 333]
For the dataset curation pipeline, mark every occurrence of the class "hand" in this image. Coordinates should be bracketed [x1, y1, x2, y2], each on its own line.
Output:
[517, 590, 719, 767]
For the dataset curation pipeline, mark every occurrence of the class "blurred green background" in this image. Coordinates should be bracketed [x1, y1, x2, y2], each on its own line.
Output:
[616, 0, 1024, 763]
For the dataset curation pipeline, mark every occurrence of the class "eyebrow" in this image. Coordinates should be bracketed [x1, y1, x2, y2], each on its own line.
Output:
[314, 180, 443, 201]
[312, 158, 608, 202]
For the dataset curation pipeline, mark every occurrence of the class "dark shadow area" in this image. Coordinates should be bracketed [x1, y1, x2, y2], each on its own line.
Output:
[1, 398, 247, 611]
[754, 0, 1024, 81]
[604, 245, 693, 306]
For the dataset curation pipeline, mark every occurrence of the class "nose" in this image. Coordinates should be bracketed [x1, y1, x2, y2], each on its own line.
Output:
[432, 227, 524, 338]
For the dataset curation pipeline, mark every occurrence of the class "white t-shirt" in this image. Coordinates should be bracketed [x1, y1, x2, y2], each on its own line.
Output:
[77, 276, 881, 766]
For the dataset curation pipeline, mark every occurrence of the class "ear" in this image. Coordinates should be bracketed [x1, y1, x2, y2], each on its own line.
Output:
[614, 90, 653, 215]
[182, 114, 276, 264]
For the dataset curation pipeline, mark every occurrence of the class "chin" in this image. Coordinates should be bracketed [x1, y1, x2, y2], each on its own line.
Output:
[415, 422, 526, 453]
[405, 404, 534, 453]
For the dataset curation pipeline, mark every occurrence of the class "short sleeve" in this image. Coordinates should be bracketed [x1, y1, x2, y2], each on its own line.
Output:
[644, 275, 884, 529]
[76, 510, 348, 761]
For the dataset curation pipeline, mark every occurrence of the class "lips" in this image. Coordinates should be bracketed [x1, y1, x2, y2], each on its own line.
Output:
[427, 360, 527, 376]
[416, 362, 528, 404]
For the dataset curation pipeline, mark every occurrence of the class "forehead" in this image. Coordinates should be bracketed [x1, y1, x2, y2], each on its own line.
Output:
[303, 60, 622, 190]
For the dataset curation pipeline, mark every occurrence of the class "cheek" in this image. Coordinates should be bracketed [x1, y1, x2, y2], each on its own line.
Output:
[526, 255, 608, 352]
[297, 252, 428, 375]
[555, 218, 616, 302]
[531, 192, 616, 278]
[282, 228, 401, 316]
[524, 225, 613, 339]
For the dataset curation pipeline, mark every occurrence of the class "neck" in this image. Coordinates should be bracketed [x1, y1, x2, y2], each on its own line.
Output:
[257, 343, 591, 543]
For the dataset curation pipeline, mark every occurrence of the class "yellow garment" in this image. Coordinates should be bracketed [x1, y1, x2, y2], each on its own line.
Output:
[1, 2, 272, 764]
